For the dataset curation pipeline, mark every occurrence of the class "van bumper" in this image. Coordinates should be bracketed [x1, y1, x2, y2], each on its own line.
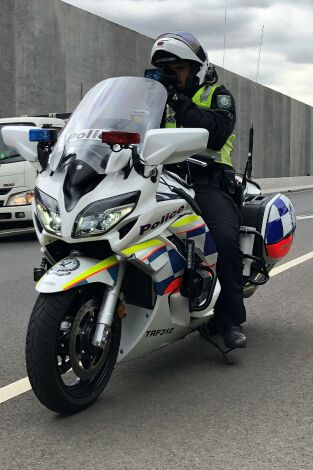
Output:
[0, 204, 34, 236]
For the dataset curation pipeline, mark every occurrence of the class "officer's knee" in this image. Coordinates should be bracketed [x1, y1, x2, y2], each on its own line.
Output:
[212, 226, 240, 252]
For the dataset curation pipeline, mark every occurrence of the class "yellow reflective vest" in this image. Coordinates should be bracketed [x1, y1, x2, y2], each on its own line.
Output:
[165, 83, 235, 167]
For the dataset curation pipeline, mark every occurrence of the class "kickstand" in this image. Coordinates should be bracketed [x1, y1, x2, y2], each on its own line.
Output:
[206, 337, 235, 365]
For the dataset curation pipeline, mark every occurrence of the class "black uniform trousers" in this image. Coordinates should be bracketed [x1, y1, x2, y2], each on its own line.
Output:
[194, 183, 246, 329]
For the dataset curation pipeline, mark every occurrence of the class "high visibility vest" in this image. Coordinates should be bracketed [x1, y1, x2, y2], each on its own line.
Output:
[165, 83, 235, 167]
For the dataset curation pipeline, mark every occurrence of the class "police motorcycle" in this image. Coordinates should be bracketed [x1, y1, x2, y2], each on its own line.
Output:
[1, 77, 296, 414]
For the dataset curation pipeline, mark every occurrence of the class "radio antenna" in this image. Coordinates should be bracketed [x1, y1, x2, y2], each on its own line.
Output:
[243, 25, 264, 184]
[242, 124, 254, 187]
[222, 0, 228, 82]
[256, 25, 264, 84]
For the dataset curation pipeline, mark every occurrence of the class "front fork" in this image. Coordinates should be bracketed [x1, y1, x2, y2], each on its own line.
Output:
[92, 260, 126, 348]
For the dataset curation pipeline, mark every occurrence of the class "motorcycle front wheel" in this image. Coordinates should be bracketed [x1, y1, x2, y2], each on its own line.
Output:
[25, 286, 121, 414]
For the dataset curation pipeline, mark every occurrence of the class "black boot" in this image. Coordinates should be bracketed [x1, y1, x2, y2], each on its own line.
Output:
[222, 325, 247, 349]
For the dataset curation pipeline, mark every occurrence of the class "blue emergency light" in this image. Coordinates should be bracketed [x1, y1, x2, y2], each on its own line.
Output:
[29, 129, 57, 143]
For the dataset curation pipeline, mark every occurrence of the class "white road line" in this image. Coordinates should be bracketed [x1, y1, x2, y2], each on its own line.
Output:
[270, 251, 313, 276]
[0, 377, 31, 404]
[1, 249, 313, 405]
[297, 215, 313, 220]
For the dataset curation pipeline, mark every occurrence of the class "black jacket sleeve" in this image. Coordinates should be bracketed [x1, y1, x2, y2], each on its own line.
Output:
[169, 85, 236, 150]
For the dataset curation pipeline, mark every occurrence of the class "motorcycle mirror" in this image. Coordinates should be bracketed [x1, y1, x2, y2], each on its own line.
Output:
[142, 128, 209, 166]
[1, 126, 39, 163]
[29, 128, 58, 145]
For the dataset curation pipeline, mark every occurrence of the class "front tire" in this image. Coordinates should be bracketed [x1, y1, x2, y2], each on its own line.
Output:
[26, 286, 121, 414]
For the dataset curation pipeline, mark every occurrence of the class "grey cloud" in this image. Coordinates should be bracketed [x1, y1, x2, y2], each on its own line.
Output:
[228, 0, 272, 8]
[231, 0, 312, 7]
[275, 44, 313, 64]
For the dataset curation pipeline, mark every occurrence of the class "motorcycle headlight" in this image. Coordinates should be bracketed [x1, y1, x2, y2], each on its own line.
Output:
[34, 187, 62, 236]
[7, 191, 33, 206]
[73, 192, 140, 238]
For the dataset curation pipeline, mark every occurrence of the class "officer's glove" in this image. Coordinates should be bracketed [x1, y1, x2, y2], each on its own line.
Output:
[167, 87, 188, 111]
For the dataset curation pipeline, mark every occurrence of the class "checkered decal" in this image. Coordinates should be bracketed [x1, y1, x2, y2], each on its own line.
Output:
[143, 244, 186, 295]
[123, 215, 218, 296]
[169, 214, 218, 267]
[265, 195, 296, 244]
[122, 239, 186, 296]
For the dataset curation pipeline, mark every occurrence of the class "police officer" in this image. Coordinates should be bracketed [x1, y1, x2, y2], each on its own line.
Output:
[150, 32, 247, 349]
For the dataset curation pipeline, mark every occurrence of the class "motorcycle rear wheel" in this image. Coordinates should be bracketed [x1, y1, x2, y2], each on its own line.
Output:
[25, 286, 121, 414]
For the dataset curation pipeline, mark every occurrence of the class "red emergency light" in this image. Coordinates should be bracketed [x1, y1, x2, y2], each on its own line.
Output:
[102, 131, 141, 145]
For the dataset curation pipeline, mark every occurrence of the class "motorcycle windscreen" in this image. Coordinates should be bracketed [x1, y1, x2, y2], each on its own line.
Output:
[49, 77, 167, 174]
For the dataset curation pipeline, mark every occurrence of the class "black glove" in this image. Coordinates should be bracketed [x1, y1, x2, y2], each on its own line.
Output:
[144, 67, 177, 88]
[159, 69, 177, 88]
[167, 87, 188, 111]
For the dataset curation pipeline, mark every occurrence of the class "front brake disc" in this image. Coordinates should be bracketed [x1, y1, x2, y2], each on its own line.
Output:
[69, 299, 111, 380]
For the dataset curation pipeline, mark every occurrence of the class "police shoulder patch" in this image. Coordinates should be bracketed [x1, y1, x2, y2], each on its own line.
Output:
[216, 94, 232, 109]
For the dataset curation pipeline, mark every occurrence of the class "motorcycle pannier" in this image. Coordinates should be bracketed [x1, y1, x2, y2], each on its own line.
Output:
[240, 193, 296, 280]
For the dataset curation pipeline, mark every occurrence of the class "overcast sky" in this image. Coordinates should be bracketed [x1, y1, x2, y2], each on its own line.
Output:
[63, 0, 313, 106]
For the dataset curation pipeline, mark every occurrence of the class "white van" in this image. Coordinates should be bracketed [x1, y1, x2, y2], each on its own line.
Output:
[0, 116, 65, 235]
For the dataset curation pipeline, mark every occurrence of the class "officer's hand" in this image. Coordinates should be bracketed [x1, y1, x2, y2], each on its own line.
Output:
[159, 69, 177, 89]
[167, 87, 188, 110]
[166, 85, 177, 101]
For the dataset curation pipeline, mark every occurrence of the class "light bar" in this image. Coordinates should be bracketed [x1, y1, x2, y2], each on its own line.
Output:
[102, 131, 141, 145]
[29, 129, 57, 143]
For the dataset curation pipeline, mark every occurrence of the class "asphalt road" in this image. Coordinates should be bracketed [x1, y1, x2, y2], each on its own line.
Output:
[1, 190, 313, 470]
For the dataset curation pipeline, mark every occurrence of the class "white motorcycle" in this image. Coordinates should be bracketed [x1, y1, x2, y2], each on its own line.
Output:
[2, 77, 296, 414]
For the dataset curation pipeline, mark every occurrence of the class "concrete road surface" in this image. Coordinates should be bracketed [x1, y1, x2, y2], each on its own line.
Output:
[1, 190, 313, 470]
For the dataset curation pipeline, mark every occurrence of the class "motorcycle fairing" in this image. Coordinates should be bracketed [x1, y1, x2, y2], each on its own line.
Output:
[169, 214, 218, 267]
[36, 255, 119, 293]
[118, 296, 192, 363]
[118, 259, 220, 363]
[118, 238, 219, 363]
[121, 238, 186, 295]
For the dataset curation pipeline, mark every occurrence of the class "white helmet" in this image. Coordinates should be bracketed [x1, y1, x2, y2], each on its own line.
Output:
[151, 32, 209, 87]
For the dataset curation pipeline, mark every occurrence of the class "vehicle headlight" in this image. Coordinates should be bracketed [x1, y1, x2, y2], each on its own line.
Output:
[73, 205, 134, 238]
[73, 192, 140, 238]
[7, 191, 33, 206]
[34, 187, 61, 236]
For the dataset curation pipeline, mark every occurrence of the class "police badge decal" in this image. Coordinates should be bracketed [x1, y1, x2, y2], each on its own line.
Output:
[216, 94, 232, 109]
[50, 258, 81, 276]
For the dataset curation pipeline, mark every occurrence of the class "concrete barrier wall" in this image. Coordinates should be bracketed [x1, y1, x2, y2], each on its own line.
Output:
[1, 0, 153, 117]
[1, 1, 15, 117]
[1, 0, 312, 177]
[219, 65, 313, 177]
